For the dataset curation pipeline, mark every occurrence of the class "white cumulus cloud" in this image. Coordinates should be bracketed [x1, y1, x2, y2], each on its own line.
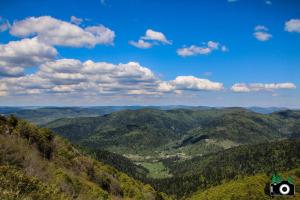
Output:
[254, 32, 272, 41]
[177, 41, 227, 57]
[0, 58, 226, 97]
[130, 29, 171, 49]
[0, 59, 159, 96]
[0, 38, 57, 77]
[255, 25, 268, 31]
[253, 25, 272, 41]
[129, 39, 153, 49]
[10, 16, 115, 47]
[141, 29, 171, 44]
[158, 76, 224, 92]
[231, 83, 296, 92]
[285, 19, 300, 33]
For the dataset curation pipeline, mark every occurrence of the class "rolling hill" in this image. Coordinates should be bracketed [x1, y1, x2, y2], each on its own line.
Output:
[45, 108, 300, 159]
[1, 106, 288, 125]
[2, 109, 300, 199]
[43, 108, 300, 199]
[0, 106, 209, 125]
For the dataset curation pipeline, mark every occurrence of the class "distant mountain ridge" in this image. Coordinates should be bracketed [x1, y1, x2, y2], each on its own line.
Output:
[1, 106, 293, 125]
[247, 106, 289, 114]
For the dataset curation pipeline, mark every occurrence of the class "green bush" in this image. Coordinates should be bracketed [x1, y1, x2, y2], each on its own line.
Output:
[0, 166, 67, 200]
[14, 120, 54, 159]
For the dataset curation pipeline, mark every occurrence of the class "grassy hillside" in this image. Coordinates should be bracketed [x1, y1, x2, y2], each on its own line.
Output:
[188, 167, 300, 200]
[0, 115, 170, 200]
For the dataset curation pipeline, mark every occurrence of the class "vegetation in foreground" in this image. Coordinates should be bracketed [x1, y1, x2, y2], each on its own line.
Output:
[0, 115, 170, 200]
[188, 167, 300, 200]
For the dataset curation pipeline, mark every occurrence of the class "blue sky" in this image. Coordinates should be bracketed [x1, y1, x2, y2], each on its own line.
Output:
[0, 0, 300, 107]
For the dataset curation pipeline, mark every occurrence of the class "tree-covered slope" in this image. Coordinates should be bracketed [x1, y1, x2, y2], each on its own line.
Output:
[148, 140, 300, 198]
[45, 108, 300, 157]
[0, 115, 170, 200]
[91, 149, 150, 181]
[44, 108, 300, 199]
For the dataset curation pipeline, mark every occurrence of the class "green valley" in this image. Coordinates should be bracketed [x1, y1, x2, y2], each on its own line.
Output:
[2, 107, 300, 199]
[45, 108, 300, 164]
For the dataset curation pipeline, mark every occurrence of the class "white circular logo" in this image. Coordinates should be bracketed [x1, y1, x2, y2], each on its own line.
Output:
[279, 184, 290, 195]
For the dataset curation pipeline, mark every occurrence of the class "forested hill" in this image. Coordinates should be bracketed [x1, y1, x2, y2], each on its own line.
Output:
[2, 110, 300, 199]
[0, 115, 170, 200]
[45, 108, 300, 157]
[148, 139, 300, 198]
